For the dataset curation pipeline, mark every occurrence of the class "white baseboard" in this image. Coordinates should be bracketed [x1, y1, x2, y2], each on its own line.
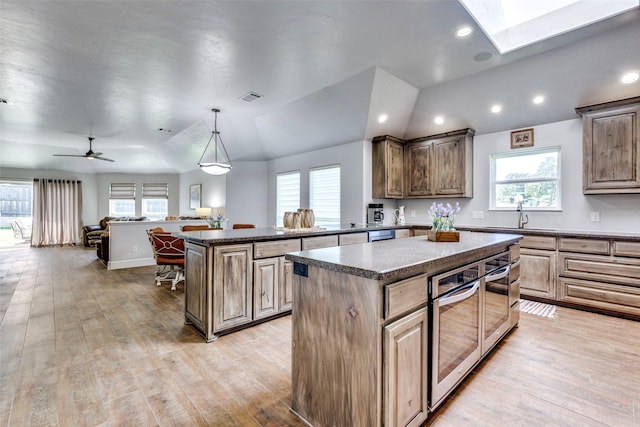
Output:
[108, 257, 156, 270]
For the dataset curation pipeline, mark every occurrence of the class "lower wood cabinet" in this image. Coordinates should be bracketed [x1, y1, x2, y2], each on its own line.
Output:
[253, 258, 279, 320]
[520, 248, 557, 300]
[184, 242, 209, 334]
[279, 257, 294, 311]
[213, 244, 253, 333]
[339, 232, 368, 246]
[383, 307, 428, 427]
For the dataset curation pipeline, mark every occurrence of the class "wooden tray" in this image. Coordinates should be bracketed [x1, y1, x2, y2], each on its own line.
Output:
[427, 230, 460, 242]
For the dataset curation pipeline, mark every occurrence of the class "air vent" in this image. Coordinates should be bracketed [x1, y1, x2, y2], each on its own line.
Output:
[240, 92, 264, 102]
[0, 98, 8, 104]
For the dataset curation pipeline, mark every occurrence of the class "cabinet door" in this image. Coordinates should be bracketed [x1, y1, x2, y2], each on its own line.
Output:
[433, 136, 466, 196]
[373, 138, 404, 198]
[520, 248, 556, 299]
[405, 141, 433, 197]
[185, 243, 209, 336]
[253, 258, 279, 320]
[279, 257, 294, 312]
[384, 308, 428, 427]
[583, 104, 640, 193]
[213, 244, 253, 333]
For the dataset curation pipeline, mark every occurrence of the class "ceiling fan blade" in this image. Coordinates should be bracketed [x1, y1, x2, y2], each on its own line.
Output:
[94, 156, 115, 162]
[91, 152, 103, 157]
[53, 154, 89, 158]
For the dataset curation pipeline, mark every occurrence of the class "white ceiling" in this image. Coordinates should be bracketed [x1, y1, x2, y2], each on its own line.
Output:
[1, 1, 639, 174]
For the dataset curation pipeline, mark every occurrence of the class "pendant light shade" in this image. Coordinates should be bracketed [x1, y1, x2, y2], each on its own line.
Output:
[198, 108, 232, 175]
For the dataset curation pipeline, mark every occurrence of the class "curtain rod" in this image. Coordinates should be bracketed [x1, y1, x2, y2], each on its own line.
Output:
[33, 178, 82, 183]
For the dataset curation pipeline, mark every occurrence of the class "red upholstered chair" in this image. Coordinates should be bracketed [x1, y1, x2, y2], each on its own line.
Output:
[181, 224, 212, 231]
[232, 224, 255, 229]
[147, 229, 184, 291]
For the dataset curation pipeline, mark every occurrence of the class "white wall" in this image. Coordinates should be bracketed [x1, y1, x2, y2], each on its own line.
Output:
[1, 167, 98, 226]
[179, 169, 226, 217]
[398, 118, 640, 233]
[96, 173, 180, 219]
[267, 141, 370, 227]
[225, 161, 269, 228]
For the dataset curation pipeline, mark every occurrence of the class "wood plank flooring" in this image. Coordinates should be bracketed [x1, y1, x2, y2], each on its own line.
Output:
[1, 245, 639, 426]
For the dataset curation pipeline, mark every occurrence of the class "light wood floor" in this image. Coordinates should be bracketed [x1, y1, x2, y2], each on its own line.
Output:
[1, 245, 639, 426]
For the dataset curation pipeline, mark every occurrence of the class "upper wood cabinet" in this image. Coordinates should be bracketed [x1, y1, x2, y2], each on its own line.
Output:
[576, 96, 640, 194]
[372, 136, 405, 199]
[372, 129, 474, 199]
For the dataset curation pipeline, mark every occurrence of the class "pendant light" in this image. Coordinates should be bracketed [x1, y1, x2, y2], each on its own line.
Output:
[198, 108, 232, 175]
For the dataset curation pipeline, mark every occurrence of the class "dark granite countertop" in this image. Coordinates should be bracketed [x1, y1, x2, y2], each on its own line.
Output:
[285, 231, 521, 281]
[178, 224, 411, 245]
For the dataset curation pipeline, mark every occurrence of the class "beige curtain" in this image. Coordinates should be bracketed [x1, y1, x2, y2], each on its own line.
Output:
[31, 179, 82, 247]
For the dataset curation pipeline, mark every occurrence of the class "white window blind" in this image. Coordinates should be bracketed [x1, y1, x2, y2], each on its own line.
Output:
[276, 171, 300, 227]
[109, 183, 135, 199]
[142, 183, 168, 198]
[310, 165, 340, 226]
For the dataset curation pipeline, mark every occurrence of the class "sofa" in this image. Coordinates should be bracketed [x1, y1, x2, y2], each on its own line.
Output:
[82, 216, 148, 247]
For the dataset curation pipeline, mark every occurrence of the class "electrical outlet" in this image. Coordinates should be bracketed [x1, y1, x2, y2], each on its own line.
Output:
[477, 210, 484, 219]
[590, 211, 600, 222]
[472, 211, 478, 219]
[410, 210, 416, 218]
[132, 245, 138, 252]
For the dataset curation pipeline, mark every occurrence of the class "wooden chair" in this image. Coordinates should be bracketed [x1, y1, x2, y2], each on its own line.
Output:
[181, 224, 213, 231]
[147, 228, 184, 291]
[233, 224, 256, 229]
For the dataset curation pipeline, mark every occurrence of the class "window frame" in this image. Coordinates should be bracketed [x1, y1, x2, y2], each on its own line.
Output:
[109, 183, 136, 217]
[141, 183, 169, 220]
[489, 146, 562, 211]
[276, 170, 301, 227]
[309, 164, 341, 227]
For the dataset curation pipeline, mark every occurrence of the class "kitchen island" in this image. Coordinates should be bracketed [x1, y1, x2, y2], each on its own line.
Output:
[285, 231, 521, 427]
[179, 224, 411, 341]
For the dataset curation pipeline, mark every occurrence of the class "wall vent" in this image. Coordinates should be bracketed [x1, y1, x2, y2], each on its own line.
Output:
[240, 92, 263, 102]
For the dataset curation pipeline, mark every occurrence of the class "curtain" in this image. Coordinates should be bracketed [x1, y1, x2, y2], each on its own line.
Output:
[31, 179, 82, 247]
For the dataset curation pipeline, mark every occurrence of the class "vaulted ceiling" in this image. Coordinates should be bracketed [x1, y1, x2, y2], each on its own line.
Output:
[1, 1, 639, 174]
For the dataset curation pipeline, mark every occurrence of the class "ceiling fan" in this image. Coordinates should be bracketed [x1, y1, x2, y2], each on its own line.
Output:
[53, 137, 115, 162]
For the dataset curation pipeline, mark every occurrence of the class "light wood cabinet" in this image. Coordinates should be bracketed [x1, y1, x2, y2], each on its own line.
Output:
[213, 244, 253, 333]
[253, 258, 279, 320]
[372, 136, 405, 199]
[383, 307, 429, 427]
[395, 229, 412, 239]
[301, 235, 339, 250]
[279, 257, 294, 311]
[576, 96, 640, 194]
[520, 248, 556, 299]
[405, 128, 474, 198]
[184, 242, 209, 335]
[339, 232, 369, 246]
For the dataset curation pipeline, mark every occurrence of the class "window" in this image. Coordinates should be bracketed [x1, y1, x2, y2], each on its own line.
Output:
[109, 183, 135, 216]
[490, 146, 561, 210]
[276, 171, 300, 227]
[142, 183, 168, 220]
[310, 165, 340, 226]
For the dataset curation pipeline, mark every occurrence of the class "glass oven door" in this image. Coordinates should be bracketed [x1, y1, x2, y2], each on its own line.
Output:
[482, 253, 511, 355]
[431, 276, 482, 410]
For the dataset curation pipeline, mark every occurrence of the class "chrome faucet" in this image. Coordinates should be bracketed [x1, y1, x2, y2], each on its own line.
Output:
[517, 201, 529, 229]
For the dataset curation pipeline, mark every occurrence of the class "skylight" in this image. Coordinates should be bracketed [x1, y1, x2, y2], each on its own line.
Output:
[459, 0, 639, 53]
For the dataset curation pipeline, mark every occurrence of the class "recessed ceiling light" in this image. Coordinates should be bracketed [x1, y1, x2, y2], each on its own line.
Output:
[434, 116, 445, 125]
[533, 95, 545, 104]
[491, 105, 502, 113]
[456, 26, 473, 37]
[620, 71, 639, 85]
[378, 114, 388, 123]
[473, 52, 493, 62]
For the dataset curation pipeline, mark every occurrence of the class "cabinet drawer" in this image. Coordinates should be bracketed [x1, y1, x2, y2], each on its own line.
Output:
[384, 274, 428, 320]
[394, 229, 412, 239]
[558, 253, 640, 287]
[509, 279, 520, 307]
[339, 232, 368, 246]
[254, 239, 301, 259]
[521, 235, 556, 250]
[412, 229, 428, 236]
[613, 241, 640, 258]
[509, 261, 520, 284]
[301, 235, 338, 251]
[559, 238, 610, 255]
[558, 277, 640, 318]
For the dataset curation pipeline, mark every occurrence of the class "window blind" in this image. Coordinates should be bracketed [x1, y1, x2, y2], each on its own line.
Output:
[109, 183, 135, 199]
[276, 171, 300, 226]
[310, 165, 340, 226]
[142, 183, 168, 199]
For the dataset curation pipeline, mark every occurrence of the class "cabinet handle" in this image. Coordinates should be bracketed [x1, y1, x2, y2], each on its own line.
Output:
[485, 265, 510, 282]
[439, 280, 480, 307]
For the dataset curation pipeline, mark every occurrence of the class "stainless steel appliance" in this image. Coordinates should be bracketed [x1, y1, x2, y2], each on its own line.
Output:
[430, 252, 510, 410]
[367, 228, 395, 242]
[367, 203, 384, 225]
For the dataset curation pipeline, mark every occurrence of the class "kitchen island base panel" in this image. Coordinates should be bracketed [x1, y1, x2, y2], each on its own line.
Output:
[291, 266, 381, 427]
